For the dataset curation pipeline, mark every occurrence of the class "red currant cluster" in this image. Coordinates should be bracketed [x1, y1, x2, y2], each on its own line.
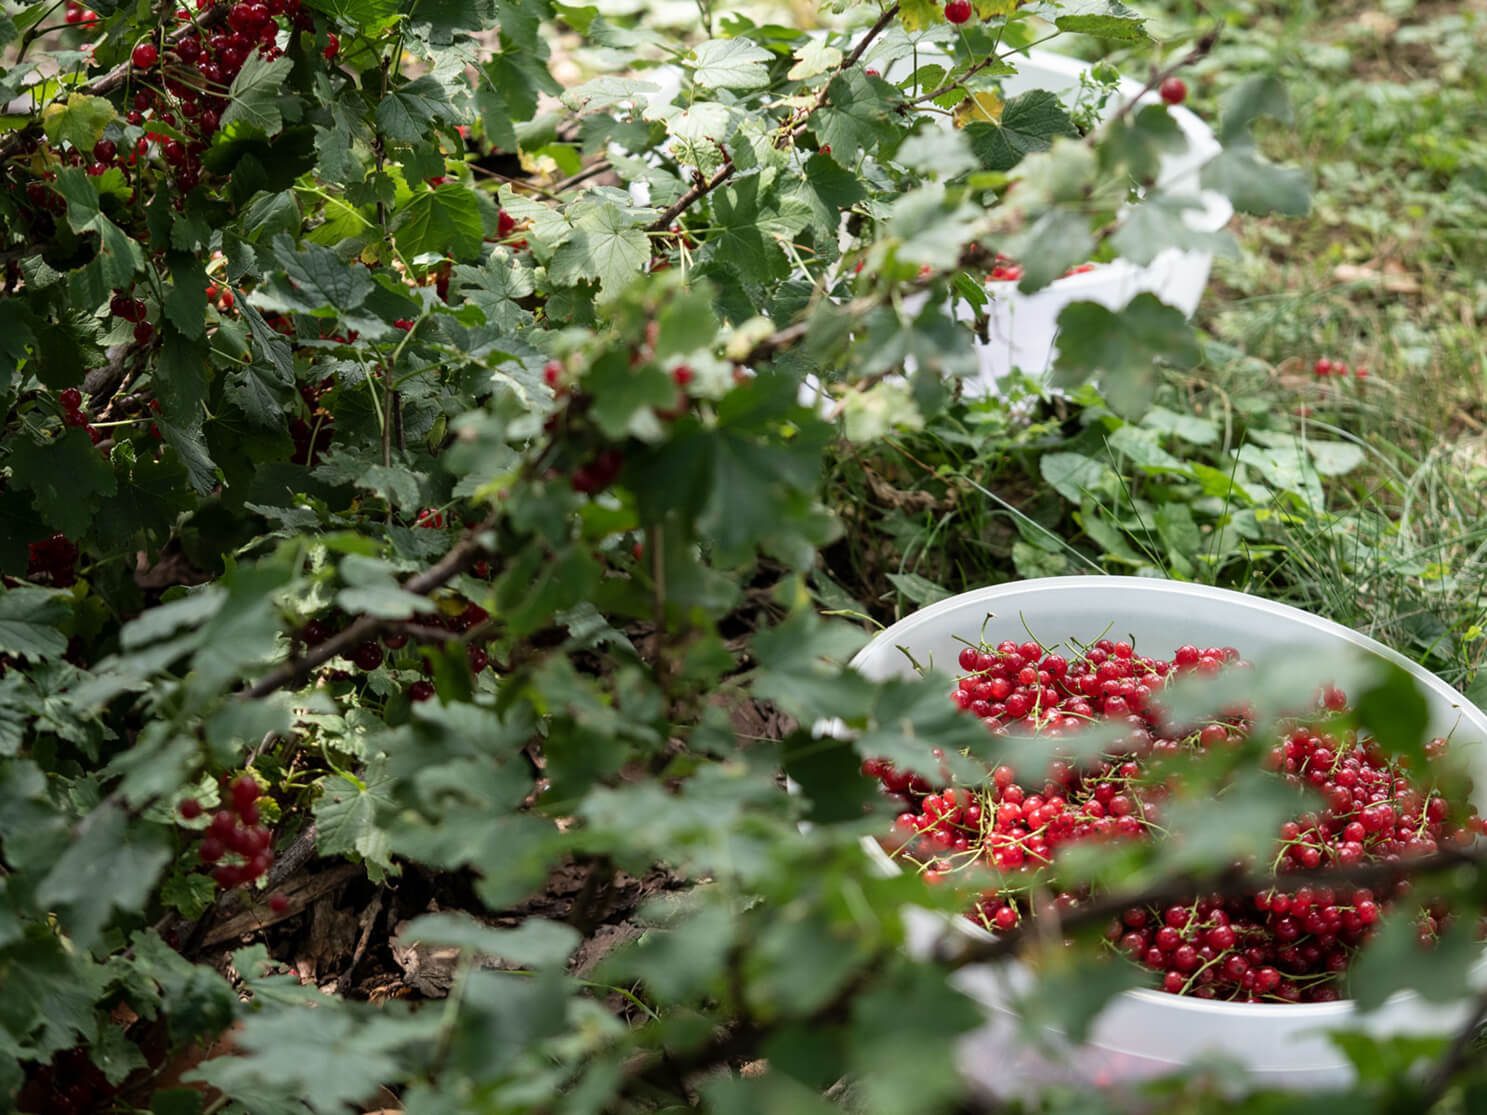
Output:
[864, 637, 1482, 1003]
[181, 774, 275, 890]
[108, 289, 156, 347]
[119, 0, 324, 196]
[1314, 357, 1368, 380]
[64, 0, 99, 25]
[300, 591, 492, 702]
[26, 533, 80, 588]
[983, 256, 1098, 285]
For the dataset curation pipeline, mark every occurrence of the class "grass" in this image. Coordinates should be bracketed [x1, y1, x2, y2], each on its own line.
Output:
[818, 0, 1487, 696]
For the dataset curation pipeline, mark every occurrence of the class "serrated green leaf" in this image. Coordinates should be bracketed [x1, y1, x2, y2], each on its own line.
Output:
[10, 428, 118, 539]
[41, 93, 116, 153]
[392, 183, 485, 263]
[1110, 194, 1238, 267]
[1046, 0, 1150, 41]
[548, 203, 650, 296]
[1051, 293, 1201, 419]
[375, 75, 455, 143]
[0, 588, 70, 660]
[314, 755, 398, 878]
[690, 36, 773, 91]
[965, 90, 1078, 172]
[38, 805, 173, 949]
[221, 53, 295, 137]
[1201, 146, 1310, 216]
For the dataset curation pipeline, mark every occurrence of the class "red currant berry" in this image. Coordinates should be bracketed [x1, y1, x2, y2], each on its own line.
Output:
[1159, 77, 1187, 106]
[269, 893, 290, 914]
[178, 797, 203, 820]
[60, 388, 83, 412]
[322, 32, 339, 59]
[408, 679, 435, 702]
[351, 641, 384, 671]
[131, 42, 159, 68]
[944, 0, 972, 23]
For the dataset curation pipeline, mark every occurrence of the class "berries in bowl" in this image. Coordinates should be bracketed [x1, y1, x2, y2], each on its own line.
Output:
[832, 577, 1487, 1094]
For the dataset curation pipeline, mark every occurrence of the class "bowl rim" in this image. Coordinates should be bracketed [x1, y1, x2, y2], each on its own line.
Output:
[850, 576, 1487, 1021]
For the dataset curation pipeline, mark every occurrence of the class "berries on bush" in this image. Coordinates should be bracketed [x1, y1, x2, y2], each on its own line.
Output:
[131, 41, 158, 68]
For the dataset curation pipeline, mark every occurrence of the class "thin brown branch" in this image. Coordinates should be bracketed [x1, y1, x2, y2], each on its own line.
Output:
[1092, 25, 1222, 140]
[1419, 984, 1487, 1110]
[647, 156, 734, 232]
[238, 516, 497, 701]
[647, 3, 901, 234]
[787, 3, 901, 140]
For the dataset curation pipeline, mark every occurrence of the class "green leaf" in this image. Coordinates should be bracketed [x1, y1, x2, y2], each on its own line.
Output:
[1051, 293, 1201, 419]
[0, 588, 70, 661]
[813, 69, 903, 165]
[392, 183, 485, 263]
[1353, 660, 1430, 773]
[1307, 439, 1366, 476]
[1201, 144, 1310, 218]
[1013, 952, 1146, 1043]
[41, 93, 116, 153]
[690, 36, 773, 91]
[1140, 404, 1217, 445]
[1040, 451, 1116, 503]
[781, 726, 881, 825]
[848, 965, 983, 1113]
[163, 253, 210, 340]
[1216, 72, 1294, 146]
[1044, 0, 1151, 41]
[221, 53, 295, 137]
[10, 429, 118, 539]
[884, 571, 951, 606]
[965, 90, 1078, 172]
[1010, 209, 1096, 291]
[55, 169, 143, 302]
[314, 755, 398, 879]
[375, 75, 455, 143]
[1110, 195, 1238, 267]
[37, 805, 173, 949]
[548, 203, 651, 297]
[654, 285, 719, 360]
[1351, 911, 1481, 1011]
[271, 233, 374, 312]
[161, 872, 218, 919]
[303, 0, 399, 30]
[335, 554, 439, 618]
[1105, 423, 1183, 471]
[188, 1003, 437, 1114]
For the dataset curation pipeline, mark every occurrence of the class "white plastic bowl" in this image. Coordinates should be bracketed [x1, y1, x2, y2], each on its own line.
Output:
[846, 577, 1487, 1096]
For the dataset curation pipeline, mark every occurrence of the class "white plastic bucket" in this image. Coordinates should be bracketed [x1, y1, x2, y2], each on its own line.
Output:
[845, 577, 1487, 1095]
[890, 48, 1233, 392]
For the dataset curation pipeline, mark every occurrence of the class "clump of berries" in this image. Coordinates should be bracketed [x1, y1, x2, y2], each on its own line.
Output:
[863, 636, 1482, 1004]
[1314, 357, 1368, 380]
[27, 532, 79, 587]
[181, 774, 275, 890]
